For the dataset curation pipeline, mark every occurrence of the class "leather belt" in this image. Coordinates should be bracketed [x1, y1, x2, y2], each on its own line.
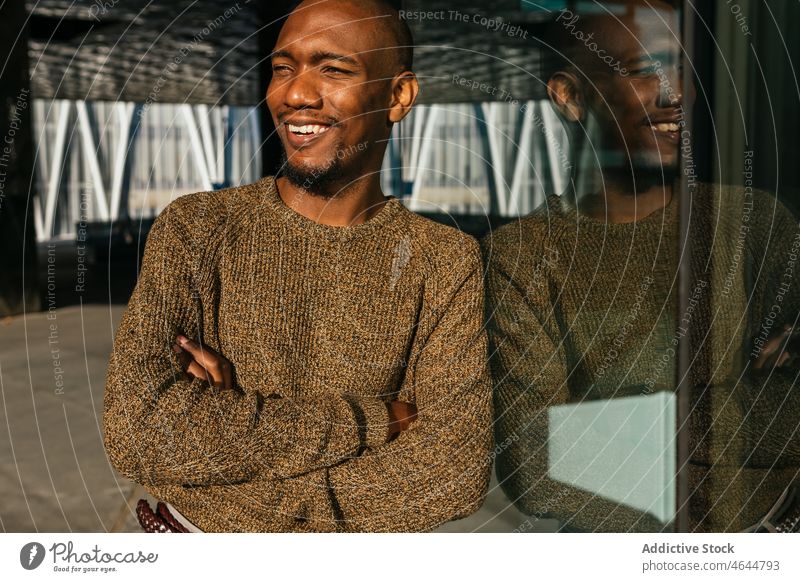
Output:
[136, 499, 192, 533]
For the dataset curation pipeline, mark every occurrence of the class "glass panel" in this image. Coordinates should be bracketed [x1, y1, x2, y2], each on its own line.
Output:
[481, 0, 685, 532]
[681, 0, 800, 533]
[472, 0, 800, 533]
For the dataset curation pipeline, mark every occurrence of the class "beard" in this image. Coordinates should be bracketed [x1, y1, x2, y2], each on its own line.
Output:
[630, 152, 679, 180]
[279, 148, 346, 199]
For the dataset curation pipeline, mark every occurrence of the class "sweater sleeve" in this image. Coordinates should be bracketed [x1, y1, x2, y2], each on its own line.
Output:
[691, 196, 800, 469]
[103, 200, 391, 487]
[484, 254, 667, 532]
[321, 243, 494, 532]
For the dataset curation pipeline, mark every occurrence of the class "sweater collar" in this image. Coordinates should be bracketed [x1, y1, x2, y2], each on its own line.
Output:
[551, 190, 679, 234]
[257, 176, 404, 240]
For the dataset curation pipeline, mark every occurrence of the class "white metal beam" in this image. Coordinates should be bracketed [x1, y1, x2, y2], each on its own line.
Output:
[508, 101, 535, 216]
[247, 107, 260, 184]
[42, 100, 71, 240]
[181, 105, 213, 191]
[409, 105, 441, 211]
[76, 101, 110, 220]
[216, 106, 227, 183]
[480, 102, 509, 216]
[407, 105, 426, 183]
[196, 104, 217, 184]
[542, 103, 568, 196]
[109, 102, 135, 221]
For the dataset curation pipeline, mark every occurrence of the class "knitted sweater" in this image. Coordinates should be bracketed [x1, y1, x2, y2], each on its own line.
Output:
[483, 184, 800, 532]
[103, 176, 493, 532]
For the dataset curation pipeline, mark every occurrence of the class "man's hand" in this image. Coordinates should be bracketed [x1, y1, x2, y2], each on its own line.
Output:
[387, 400, 417, 440]
[753, 324, 797, 372]
[173, 335, 235, 390]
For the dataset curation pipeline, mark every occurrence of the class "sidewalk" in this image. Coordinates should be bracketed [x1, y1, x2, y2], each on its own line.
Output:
[0, 304, 141, 532]
[0, 304, 545, 533]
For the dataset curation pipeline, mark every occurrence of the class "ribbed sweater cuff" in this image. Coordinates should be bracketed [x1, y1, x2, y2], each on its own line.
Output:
[358, 398, 391, 450]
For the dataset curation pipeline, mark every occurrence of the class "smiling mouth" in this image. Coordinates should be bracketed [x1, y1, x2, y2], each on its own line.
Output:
[649, 122, 680, 133]
[287, 124, 331, 136]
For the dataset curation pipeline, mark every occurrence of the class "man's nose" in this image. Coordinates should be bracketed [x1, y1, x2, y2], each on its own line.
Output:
[657, 66, 684, 108]
[284, 69, 323, 110]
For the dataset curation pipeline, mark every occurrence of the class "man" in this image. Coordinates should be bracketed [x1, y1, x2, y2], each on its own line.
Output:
[104, 0, 493, 532]
[484, 0, 800, 532]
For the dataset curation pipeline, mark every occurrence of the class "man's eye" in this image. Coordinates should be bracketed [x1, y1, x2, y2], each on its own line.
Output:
[632, 64, 660, 76]
[272, 65, 291, 74]
[323, 66, 351, 75]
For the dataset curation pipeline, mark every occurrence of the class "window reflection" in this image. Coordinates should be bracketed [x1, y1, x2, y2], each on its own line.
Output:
[483, 0, 800, 532]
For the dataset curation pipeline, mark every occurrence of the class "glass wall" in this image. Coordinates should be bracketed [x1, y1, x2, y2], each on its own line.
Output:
[437, 0, 800, 532]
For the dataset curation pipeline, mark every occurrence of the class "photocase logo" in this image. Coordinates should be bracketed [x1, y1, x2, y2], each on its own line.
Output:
[20, 542, 46, 570]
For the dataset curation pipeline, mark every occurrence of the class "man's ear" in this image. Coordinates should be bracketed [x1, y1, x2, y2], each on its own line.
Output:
[547, 72, 584, 122]
[388, 71, 419, 123]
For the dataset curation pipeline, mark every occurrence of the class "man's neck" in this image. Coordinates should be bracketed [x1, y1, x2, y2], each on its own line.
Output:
[275, 175, 388, 227]
[576, 168, 675, 223]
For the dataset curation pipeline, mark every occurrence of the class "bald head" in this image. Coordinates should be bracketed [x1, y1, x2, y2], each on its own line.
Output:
[543, 0, 679, 82]
[268, 0, 420, 198]
[543, 0, 688, 175]
[289, 0, 414, 72]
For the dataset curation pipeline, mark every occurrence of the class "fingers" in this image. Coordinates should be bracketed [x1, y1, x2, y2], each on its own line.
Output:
[761, 330, 789, 355]
[182, 355, 226, 388]
[175, 343, 217, 386]
[754, 347, 793, 372]
[755, 351, 782, 372]
[389, 401, 419, 434]
[186, 360, 221, 387]
[177, 336, 219, 370]
[174, 335, 234, 390]
[172, 344, 191, 370]
[753, 326, 793, 370]
[753, 351, 775, 371]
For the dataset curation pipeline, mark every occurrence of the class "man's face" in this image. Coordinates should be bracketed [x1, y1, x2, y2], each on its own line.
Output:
[267, 1, 395, 193]
[577, 3, 692, 173]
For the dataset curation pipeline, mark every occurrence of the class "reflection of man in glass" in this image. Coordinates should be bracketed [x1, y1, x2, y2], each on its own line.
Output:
[104, 0, 493, 532]
[484, 0, 800, 531]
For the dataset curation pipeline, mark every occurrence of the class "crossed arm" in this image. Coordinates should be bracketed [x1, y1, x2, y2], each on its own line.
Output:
[172, 334, 418, 440]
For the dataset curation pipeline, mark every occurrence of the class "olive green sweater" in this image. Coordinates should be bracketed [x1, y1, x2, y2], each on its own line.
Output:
[483, 184, 800, 532]
[103, 176, 493, 532]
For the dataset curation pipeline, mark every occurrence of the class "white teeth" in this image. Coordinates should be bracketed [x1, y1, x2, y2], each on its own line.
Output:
[652, 122, 679, 132]
[287, 124, 330, 135]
